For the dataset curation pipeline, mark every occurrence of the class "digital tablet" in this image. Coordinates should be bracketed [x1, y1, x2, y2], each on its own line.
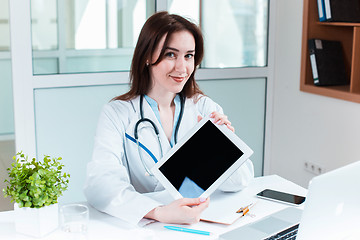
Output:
[151, 116, 253, 200]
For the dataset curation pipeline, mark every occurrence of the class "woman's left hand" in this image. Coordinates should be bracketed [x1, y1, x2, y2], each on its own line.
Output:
[197, 111, 235, 132]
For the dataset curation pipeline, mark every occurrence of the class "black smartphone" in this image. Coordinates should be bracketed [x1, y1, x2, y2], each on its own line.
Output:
[256, 189, 306, 206]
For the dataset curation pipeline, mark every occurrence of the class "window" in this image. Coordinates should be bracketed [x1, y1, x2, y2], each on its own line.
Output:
[0, 0, 10, 51]
[0, 0, 16, 212]
[169, 0, 268, 68]
[31, 0, 155, 74]
[0, 0, 14, 138]
[31, 0, 268, 74]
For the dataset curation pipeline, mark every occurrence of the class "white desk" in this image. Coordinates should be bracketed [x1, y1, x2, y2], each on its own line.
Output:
[0, 175, 307, 240]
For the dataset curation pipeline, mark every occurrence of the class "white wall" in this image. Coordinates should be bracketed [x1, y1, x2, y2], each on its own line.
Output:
[270, 0, 360, 188]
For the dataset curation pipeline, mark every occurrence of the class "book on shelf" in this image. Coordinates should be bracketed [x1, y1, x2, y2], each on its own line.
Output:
[308, 39, 348, 86]
[323, 0, 360, 22]
[316, 0, 326, 22]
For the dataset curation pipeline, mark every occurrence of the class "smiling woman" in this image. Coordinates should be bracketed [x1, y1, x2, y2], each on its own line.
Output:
[84, 11, 255, 226]
[148, 30, 195, 142]
[9, 0, 270, 220]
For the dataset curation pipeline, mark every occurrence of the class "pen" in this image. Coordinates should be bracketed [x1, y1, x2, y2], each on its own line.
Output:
[236, 202, 257, 216]
[164, 226, 211, 236]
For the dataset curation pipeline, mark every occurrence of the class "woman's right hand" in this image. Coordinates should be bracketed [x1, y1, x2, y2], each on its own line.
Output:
[145, 197, 210, 224]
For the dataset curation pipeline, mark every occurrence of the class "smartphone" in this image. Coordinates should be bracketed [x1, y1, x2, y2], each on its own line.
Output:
[256, 189, 306, 206]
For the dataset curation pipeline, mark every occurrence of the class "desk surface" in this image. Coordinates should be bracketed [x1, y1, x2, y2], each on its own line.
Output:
[0, 175, 307, 240]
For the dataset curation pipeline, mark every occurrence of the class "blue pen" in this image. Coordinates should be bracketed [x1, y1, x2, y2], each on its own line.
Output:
[164, 226, 211, 236]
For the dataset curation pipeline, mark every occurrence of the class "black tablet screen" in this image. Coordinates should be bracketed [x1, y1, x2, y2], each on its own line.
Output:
[158, 120, 244, 198]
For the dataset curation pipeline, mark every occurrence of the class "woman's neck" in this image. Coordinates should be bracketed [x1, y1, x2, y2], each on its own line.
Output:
[146, 91, 176, 142]
[147, 91, 176, 109]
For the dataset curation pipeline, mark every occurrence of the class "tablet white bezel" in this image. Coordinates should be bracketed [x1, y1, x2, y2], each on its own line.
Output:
[150, 116, 254, 200]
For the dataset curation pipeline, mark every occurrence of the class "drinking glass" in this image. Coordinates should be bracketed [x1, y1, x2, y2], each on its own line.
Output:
[59, 204, 89, 240]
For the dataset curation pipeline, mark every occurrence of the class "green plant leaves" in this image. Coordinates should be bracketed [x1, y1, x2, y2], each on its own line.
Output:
[2, 151, 70, 209]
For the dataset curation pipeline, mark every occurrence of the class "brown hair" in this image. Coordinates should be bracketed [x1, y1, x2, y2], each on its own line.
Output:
[112, 11, 204, 101]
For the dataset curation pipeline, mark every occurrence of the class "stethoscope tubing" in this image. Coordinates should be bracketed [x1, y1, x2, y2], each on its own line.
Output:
[134, 94, 184, 176]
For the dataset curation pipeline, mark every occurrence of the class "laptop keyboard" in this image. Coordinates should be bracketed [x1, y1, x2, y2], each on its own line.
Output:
[263, 224, 299, 240]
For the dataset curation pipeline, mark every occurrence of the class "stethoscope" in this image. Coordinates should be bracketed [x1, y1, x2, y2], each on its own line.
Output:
[134, 94, 185, 176]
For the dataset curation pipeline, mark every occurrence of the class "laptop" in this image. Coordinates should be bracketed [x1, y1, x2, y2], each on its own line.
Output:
[219, 160, 360, 240]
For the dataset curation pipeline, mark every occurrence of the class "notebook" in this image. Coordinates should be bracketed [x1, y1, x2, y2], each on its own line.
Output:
[151, 116, 253, 200]
[219, 160, 360, 240]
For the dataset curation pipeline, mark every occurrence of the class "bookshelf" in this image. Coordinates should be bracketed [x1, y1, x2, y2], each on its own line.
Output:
[300, 0, 360, 103]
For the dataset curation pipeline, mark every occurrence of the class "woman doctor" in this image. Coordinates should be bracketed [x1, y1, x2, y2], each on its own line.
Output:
[84, 11, 254, 226]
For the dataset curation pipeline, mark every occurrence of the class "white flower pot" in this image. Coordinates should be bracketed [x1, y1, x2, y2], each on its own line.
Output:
[14, 203, 59, 238]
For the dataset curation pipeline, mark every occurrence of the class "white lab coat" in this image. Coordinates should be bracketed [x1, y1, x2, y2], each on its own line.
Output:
[84, 95, 254, 226]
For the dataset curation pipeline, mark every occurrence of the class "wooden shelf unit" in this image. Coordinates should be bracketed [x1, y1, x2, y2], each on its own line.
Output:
[300, 0, 360, 103]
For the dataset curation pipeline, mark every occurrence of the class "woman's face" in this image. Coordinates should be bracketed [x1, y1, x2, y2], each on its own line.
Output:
[148, 30, 195, 96]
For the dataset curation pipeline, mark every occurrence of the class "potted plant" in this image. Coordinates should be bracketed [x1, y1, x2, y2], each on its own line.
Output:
[3, 151, 70, 237]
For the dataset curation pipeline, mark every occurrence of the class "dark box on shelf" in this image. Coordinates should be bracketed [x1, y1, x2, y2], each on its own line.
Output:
[326, 0, 360, 22]
[308, 39, 349, 86]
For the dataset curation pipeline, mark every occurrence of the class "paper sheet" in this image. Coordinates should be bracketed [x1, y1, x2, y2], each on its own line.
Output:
[200, 191, 254, 225]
